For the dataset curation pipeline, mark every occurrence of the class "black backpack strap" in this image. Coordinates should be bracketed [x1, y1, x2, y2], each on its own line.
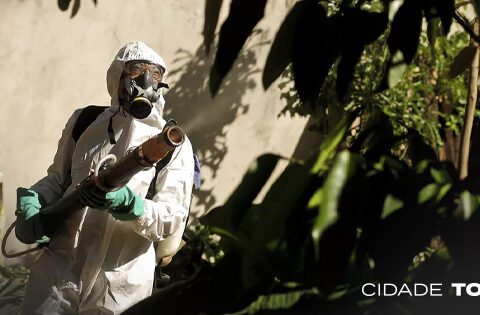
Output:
[66, 105, 108, 189]
[145, 149, 175, 200]
[72, 105, 108, 143]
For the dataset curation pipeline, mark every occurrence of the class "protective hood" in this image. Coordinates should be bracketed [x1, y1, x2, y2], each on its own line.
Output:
[106, 41, 168, 116]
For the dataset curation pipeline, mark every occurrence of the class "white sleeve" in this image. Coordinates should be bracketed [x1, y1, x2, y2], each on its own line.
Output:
[30, 110, 82, 204]
[127, 137, 195, 241]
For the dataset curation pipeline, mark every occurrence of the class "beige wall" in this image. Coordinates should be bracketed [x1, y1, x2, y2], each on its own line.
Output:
[0, 0, 311, 265]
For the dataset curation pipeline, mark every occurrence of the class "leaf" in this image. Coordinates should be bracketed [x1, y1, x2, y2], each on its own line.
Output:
[263, 2, 304, 90]
[427, 17, 440, 48]
[336, 9, 388, 99]
[350, 108, 395, 160]
[448, 45, 477, 79]
[388, 0, 403, 21]
[292, 4, 340, 104]
[386, 56, 407, 88]
[308, 188, 322, 209]
[210, 226, 241, 242]
[458, 190, 480, 220]
[433, 0, 454, 35]
[443, 190, 480, 272]
[203, 0, 223, 55]
[418, 183, 439, 204]
[200, 205, 233, 233]
[228, 287, 320, 314]
[210, 0, 267, 96]
[201, 154, 281, 232]
[312, 151, 360, 259]
[58, 0, 71, 11]
[382, 194, 404, 219]
[430, 166, 452, 184]
[228, 154, 281, 228]
[340, 0, 355, 10]
[344, 9, 389, 45]
[436, 183, 452, 203]
[239, 156, 318, 288]
[250, 156, 317, 251]
[71, 0, 80, 18]
[312, 110, 356, 173]
[387, 0, 423, 63]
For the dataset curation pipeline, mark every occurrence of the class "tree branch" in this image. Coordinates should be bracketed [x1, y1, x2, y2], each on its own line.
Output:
[459, 19, 479, 179]
[453, 11, 480, 44]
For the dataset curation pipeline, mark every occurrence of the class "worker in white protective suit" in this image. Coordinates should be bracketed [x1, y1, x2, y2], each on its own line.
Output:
[16, 41, 194, 314]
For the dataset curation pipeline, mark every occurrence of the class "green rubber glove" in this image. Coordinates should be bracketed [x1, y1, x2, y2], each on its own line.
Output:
[78, 183, 145, 221]
[15, 188, 50, 244]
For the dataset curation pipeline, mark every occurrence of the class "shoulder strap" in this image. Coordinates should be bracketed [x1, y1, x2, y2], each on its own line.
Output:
[145, 119, 202, 200]
[145, 149, 175, 200]
[145, 149, 201, 200]
[72, 105, 108, 143]
[66, 105, 108, 189]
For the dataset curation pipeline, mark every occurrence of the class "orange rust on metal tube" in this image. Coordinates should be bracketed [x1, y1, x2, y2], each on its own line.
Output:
[141, 126, 185, 163]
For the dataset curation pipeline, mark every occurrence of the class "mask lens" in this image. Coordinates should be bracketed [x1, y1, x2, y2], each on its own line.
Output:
[126, 61, 163, 83]
[126, 62, 145, 77]
[146, 64, 162, 82]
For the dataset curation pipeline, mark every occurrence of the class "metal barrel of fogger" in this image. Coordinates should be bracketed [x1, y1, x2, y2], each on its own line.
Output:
[39, 125, 185, 237]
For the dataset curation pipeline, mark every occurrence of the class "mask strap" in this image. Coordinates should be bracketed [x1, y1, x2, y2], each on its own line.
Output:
[108, 109, 119, 145]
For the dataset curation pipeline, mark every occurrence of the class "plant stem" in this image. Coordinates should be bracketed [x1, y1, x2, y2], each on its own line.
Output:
[459, 19, 479, 180]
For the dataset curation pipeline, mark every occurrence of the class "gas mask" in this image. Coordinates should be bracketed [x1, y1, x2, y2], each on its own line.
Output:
[120, 66, 168, 119]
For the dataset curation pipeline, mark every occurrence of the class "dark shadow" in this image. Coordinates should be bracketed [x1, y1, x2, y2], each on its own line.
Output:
[163, 38, 261, 217]
[290, 116, 324, 161]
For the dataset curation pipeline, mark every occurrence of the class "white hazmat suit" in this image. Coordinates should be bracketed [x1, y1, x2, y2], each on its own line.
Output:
[21, 41, 194, 314]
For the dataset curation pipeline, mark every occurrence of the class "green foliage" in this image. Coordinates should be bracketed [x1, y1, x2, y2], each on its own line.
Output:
[280, 29, 471, 154]
[378, 32, 471, 149]
[312, 111, 357, 172]
[129, 0, 480, 313]
[228, 287, 320, 315]
[133, 108, 480, 313]
[388, 1, 424, 64]
[205, 154, 282, 235]
[311, 150, 360, 260]
[206, 0, 460, 101]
